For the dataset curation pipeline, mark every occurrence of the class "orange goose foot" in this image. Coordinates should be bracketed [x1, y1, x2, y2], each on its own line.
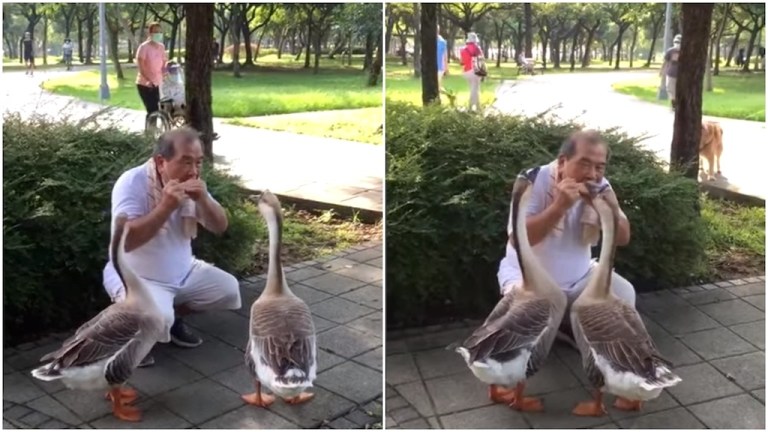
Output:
[242, 381, 275, 407]
[108, 388, 142, 422]
[488, 385, 516, 404]
[507, 382, 544, 412]
[572, 390, 607, 417]
[105, 387, 139, 405]
[614, 397, 643, 411]
[284, 392, 314, 405]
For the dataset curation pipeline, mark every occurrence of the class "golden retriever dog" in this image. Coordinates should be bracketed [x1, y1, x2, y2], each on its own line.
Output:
[700, 120, 723, 181]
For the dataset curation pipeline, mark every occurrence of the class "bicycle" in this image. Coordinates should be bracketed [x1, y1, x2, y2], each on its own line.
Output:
[145, 62, 188, 139]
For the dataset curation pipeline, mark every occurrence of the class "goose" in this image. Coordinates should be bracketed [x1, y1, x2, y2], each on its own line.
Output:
[453, 166, 567, 411]
[242, 190, 317, 407]
[570, 190, 681, 417]
[31, 214, 168, 422]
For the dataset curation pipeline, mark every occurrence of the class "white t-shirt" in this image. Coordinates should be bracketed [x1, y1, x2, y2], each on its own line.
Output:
[102, 162, 215, 298]
[497, 164, 610, 294]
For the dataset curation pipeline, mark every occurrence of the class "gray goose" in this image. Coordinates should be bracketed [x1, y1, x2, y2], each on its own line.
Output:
[454, 166, 567, 411]
[31, 214, 168, 422]
[570, 190, 681, 416]
[242, 190, 317, 407]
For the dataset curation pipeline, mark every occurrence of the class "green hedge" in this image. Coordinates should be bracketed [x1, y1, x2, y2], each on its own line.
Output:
[386, 102, 708, 328]
[3, 115, 260, 345]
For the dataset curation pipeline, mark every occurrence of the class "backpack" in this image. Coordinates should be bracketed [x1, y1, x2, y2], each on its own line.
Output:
[462, 44, 487, 77]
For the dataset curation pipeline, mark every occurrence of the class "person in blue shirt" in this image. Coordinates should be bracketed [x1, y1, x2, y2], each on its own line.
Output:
[437, 25, 448, 89]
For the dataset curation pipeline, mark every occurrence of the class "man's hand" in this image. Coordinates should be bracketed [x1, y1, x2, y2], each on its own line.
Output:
[554, 178, 589, 211]
[160, 180, 188, 210]
[182, 179, 208, 202]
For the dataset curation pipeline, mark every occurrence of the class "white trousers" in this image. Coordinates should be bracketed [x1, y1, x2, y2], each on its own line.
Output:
[463, 70, 481, 110]
[501, 259, 637, 311]
[105, 259, 242, 328]
[666, 76, 677, 101]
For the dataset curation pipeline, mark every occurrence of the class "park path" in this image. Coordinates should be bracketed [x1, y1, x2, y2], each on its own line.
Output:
[491, 70, 766, 201]
[4, 242, 383, 429]
[0, 67, 383, 213]
[386, 276, 765, 429]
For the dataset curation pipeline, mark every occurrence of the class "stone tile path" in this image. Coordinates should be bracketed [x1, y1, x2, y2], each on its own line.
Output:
[4, 242, 383, 429]
[386, 276, 765, 429]
[1, 68, 383, 213]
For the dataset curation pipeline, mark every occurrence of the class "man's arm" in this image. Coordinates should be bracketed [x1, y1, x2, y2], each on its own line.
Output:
[198, 194, 228, 234]
[615, 212, 631, 246]
[125, 203, 176, 252]
[525, 203, 568, 246]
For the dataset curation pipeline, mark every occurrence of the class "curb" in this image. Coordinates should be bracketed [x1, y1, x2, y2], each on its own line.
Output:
[234, 185, 383, 224]
[700, 181, 765, 207]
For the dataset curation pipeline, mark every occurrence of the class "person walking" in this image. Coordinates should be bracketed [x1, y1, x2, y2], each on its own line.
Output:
[22, 32, 35, 76]
[661, 34, 681, 111]
[460, 32, 484, 111]
[437, 25, 448, 90]
[136, 22, 168, 122]
[62, 38, 74, 71]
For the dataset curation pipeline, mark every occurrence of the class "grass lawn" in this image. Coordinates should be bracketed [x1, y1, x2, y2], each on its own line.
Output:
[42, 65, 382, 117]
[612, 71, 765, 121]
[249, 206, 382, 275]
[228, 107, 382, 144]
[702, 195, 765, 281]
[385, 56, 518, 107]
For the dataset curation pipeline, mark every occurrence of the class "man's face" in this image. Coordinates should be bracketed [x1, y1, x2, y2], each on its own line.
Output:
[559, 141, 607, 183]
[156, 139, 204, 183]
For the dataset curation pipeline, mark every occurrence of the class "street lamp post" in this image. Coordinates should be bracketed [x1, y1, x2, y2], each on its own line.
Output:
[98, 2, 110, 102]
[657, 2, 672, 100]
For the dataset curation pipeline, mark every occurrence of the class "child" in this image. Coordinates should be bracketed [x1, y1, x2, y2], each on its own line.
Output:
[161, 61, 186, 115]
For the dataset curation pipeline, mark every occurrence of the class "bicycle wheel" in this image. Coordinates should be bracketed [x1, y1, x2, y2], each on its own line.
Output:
[145, 112, 171, 140]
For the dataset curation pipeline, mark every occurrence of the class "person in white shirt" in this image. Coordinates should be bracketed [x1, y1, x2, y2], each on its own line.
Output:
[497, 130, 634, 347]
[103, 127, 240, 367]
[161, 61, 186, 114]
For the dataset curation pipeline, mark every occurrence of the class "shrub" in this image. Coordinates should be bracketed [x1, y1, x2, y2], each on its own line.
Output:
[3, 115, 260, 345]
[385, 102, 708, 328]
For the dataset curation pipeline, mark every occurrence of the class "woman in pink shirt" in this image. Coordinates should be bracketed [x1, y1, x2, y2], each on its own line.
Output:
[460, 32, 483, 111]
[136, 22, 168, 121]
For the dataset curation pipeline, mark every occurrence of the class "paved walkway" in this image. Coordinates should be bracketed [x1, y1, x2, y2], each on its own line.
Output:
[386, 276, 765, 429]
[0, 68, 383, 213]
[4, 242, 383, 429]
[492, 71, 766, 201]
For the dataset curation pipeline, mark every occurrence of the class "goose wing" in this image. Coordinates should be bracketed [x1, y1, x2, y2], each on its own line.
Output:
[573, 299, 672, 387]
[250, 297, 316, 382]
[462, 292, 554, 375]
[40, 306, 157, 383]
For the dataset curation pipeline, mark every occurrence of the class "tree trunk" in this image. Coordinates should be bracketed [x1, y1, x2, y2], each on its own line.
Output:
[629, 24, 638, 68]
[367, 30, 383, 86]
[77, 18, 84, 63]
[85, 12, 95, 64]
[524, 3, 533, 57]
[108, 23, 124, 79]
[184, 4, 215, 162]
[42, 16, 48, 66]
[242, 19, 253, 66]
[413, 3, 422, 77]
[363, 31, 374, 70]
[645, 19, 662, 67]
[169, 21, 178, 59]
[230, 4, 242, 78]
[254, 31, 265, 62]
[420, 3, 439, 105]
[705, 37, 713, 91]
[742, 24, 761, 72]
[671, 4, 713, 182]
[569, 28, 578, 71]
[313, 24, 322, 74]
[581, 22, 598, 67]
[725, 27, 742, 67]
[613, 28, 625, 70]
[304, 23, 312, 68]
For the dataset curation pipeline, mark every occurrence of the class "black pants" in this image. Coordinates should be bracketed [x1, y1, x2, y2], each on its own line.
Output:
[137, 84, 160, 119]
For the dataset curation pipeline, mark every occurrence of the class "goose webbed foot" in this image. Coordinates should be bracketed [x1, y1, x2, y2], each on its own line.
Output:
[488, 384, 516, 404]
[284, 392, 314, 405]
[108, 387, 142, 422]
[105, 387, 138, 405]
[572, 390, 607, 417]
[242, 381, 275, 407]
[507, 382, 544, 412]
[613, 396, 643, 411]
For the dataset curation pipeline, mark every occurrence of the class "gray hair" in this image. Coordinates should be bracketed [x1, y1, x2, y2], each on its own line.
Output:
[559, 129, 610, 160]
[467, 32, 479, 43]
[153, 127, 201, 159]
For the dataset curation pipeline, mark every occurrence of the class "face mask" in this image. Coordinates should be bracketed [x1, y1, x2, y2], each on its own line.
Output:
[151, 32, 164, 43]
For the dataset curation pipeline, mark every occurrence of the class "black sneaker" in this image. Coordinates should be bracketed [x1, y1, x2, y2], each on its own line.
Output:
[170, 318, 203, 348]
[138, 354, 155, 368]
